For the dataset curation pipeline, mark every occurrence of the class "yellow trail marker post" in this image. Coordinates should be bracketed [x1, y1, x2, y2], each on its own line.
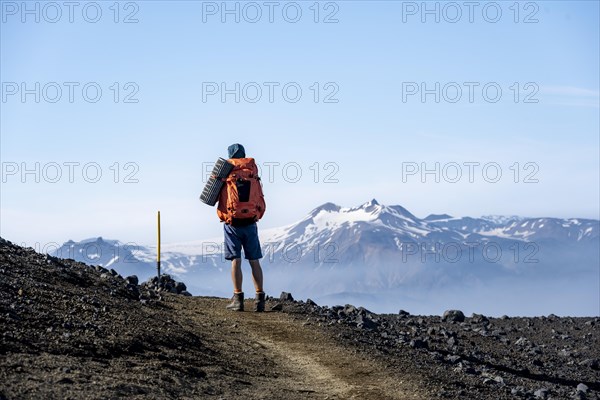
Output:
[157, 211, 161, 279]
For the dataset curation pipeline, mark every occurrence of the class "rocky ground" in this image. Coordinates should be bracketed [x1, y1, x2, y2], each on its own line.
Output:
[1, 237, 598, 399]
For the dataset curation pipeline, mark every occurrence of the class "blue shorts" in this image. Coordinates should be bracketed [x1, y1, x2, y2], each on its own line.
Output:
[223, 223, 263, 261]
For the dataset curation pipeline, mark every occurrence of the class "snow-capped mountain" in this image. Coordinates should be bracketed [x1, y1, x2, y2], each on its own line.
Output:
[52, 200, 600, 315]
[54, 237, 154, 278]
[426, 213, 598, 243]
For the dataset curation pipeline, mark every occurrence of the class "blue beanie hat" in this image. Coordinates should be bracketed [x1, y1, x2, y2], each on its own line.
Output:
[227, 143, 246, 159]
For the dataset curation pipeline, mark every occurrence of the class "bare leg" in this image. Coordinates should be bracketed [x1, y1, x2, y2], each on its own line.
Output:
[231, 258, 243, 293]
[249, 259, 263, 293]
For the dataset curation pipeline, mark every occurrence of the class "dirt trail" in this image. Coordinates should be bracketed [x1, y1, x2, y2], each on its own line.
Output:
[178, 297, 423, 400]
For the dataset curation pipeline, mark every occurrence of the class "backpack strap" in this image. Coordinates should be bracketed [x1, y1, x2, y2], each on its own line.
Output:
[211, 175, 227, 182]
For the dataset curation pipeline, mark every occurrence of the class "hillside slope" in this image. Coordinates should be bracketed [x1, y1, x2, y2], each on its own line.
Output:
[1, 238, 599, 399]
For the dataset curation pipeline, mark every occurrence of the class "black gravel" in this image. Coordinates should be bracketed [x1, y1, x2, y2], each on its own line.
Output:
[271, 295, 600, 399]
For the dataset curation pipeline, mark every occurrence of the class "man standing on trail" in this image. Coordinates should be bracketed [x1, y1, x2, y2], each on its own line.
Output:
[216, 143, 266, 312]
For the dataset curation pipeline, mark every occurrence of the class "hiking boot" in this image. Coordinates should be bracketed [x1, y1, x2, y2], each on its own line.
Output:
[254, 291, 266, 312]
[226, 292, 244, 311]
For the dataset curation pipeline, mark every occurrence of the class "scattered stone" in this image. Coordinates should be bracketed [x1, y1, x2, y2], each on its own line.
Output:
[446, 355, 461, 364]
[442, 310, 465, 323]
[356, 314, 378, 330]
[559, 349, 572, 357]
[529, 346, 542, 355]
[345, 304, 358, 315]
[578, 359, 599, 370]
[576, 383, 588, 393]
[511, 387, 526, 396]
[125, 275, 138, 285]
[140, 274, 188, 296]
[175, 282, 187, 293]
[279, 292, 294, 302]
[358, 306, 373, 315]
[270, 303, 283, 312]
[515, 337, 531, 347]
[470, 313, 489, 324]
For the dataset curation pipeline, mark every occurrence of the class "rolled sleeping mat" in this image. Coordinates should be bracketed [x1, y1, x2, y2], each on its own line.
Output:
[199, 176, 223, 206]
[199, 158, 234, 206]
[212, 157, 234, 179]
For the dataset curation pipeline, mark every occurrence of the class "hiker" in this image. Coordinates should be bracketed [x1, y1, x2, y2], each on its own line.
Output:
[216, 143, 266, 312]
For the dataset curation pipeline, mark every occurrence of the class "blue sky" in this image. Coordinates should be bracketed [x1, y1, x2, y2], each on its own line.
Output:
[1, 1, 599, 246]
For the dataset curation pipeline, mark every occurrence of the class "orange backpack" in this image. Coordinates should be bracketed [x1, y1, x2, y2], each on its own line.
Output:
[217, 158, 266, 225]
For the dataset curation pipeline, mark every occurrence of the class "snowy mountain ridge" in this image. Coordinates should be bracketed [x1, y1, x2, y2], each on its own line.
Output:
[51, 200, 599, 313]
[54, 199, 599, 268]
